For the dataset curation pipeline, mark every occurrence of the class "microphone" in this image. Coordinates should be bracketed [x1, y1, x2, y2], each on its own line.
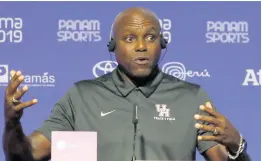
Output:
[133, 104, 139, 124]
[131, 104, 139, 161]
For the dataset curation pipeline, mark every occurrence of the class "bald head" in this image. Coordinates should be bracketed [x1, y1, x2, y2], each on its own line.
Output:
[112, 7, 161, 38]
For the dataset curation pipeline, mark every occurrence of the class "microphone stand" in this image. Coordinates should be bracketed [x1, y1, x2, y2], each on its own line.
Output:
[131, 105, 139, 161]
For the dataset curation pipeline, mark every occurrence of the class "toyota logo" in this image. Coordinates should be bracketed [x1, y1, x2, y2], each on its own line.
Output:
[93, 61, 118, 78]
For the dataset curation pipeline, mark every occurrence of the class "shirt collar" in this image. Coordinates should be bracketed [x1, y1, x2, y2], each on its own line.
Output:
[112, 66, 163, 97]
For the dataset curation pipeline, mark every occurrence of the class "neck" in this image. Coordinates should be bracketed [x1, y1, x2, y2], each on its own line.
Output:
[118, 65, 159, 87]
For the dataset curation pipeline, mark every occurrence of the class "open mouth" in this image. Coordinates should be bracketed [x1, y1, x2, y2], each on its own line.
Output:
[134, 57, 149, 65]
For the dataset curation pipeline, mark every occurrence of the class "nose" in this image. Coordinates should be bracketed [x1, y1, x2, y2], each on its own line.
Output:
[135, 38, 147, 52]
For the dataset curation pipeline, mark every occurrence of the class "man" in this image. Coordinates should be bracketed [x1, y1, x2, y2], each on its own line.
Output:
[3, 7, 250, 161]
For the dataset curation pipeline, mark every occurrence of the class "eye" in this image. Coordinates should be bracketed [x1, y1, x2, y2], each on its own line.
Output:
[146, 35, 156, 42]
[125, 36, 136, 43]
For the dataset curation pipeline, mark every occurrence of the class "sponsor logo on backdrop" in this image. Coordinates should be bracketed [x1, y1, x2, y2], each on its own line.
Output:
[57, 19, 102, 42]
[92, 61, 210, 80]
[0, 65, 55, 87]
[206, 21, 249, 44]
[0, 65, 8, 83]
[93, 61, 118, 78]
[0, 18, 23, 43]
[242, 69, 261, 86]
[159, 18, 171, 43]
[162, 62, 211, 80]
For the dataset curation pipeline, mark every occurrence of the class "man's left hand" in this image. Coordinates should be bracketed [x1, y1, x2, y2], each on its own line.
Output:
[194, 102, 241, 153]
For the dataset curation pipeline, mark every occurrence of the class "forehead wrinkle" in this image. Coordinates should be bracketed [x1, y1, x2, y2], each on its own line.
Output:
[126, 21, 156, 27]
[123, 24, 157, 29]
[123, 26, 158, 34]
[120, 19, 159, 32]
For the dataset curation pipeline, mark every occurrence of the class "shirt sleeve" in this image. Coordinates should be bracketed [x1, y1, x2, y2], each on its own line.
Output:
[196, 87, 219, 154]
[35, 88, 75, 141]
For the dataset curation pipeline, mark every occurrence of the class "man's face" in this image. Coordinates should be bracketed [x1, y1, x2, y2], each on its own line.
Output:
[114, 13, 162, 78]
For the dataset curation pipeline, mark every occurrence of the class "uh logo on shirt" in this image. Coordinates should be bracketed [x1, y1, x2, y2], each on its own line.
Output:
[154, 104, 175, 121]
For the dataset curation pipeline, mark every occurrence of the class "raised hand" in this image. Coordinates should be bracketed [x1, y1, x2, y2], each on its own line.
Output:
[194, 102, 241, 153]
[4, 70, 38, 124]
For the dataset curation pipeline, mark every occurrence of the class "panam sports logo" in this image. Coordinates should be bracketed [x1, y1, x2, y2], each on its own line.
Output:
[0, 65, 55, 87]
[57, 19, 102, 42]
[206, 21, 249, 44]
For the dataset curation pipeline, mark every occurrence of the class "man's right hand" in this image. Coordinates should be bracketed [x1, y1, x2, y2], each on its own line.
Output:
[4, 70, 38, 125]
[3, 70, 51, 161]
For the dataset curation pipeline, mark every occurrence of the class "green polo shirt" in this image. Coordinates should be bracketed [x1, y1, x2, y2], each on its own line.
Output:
[37, 67, 218, 161]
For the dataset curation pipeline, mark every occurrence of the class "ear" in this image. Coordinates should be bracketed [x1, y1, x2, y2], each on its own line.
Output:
[107, 38, 116, 52]
[160, 34, 168, 49]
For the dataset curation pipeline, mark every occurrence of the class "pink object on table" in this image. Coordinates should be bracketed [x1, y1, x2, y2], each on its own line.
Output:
[51, 131, 97, 161]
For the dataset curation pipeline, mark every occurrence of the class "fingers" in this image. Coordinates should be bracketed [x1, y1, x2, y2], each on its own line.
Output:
[10, 70, 21, 83]
[194, 114, 220, 125]
[195, 123, 223, 135]
[13, 85, 28, 101]
[198, 135, 220, 142]
[10, 74, 24, 95]
[7, 70, 24, 96]
[199, 102, 222, 118]
[14, 99, 38, 111]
